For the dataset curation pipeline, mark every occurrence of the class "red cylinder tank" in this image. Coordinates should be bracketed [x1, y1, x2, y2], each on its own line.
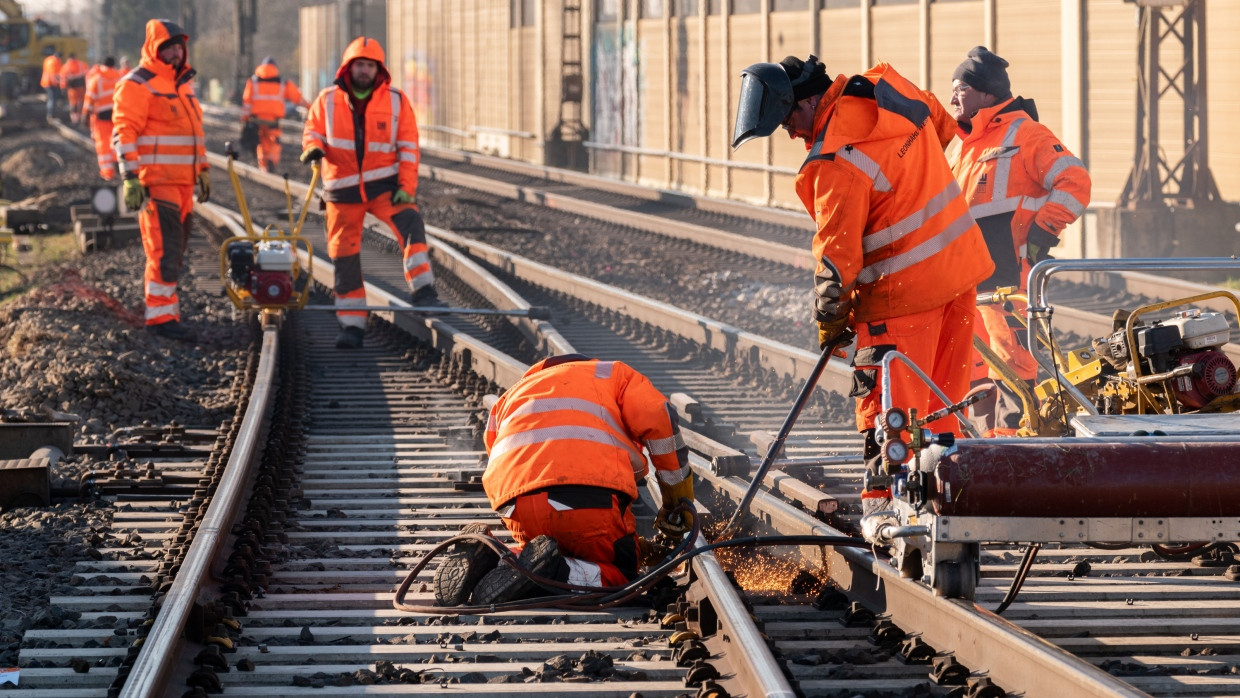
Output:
[930, 440, 1240, 518]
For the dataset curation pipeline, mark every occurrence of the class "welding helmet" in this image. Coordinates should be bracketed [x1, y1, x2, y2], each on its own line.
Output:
[731, 55, 828, 149]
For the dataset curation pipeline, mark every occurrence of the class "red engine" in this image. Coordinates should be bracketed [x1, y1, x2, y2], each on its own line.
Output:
[251, 271, 294, 306]
[1172, 350, 1237, 409]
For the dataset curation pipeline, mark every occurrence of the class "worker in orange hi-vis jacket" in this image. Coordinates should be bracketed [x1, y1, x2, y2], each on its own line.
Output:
[241, 57, 309, 172]
[112, 19, 209, 343]
[83, 56, 122, 180]
[946, 47, 1092, 436]
[731, 54, 994, 517]
[40, 52, 63, 119]
[432, 355, 695, 607]
[58, 53, 89, 125]
[300, 36, 438, 350]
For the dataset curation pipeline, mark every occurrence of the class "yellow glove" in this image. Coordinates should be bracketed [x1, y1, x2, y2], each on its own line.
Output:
[818, 317, 853, 350]
[656, 476, 695, 538]
[299, 146, 325, 163]
[123, 177, 146, 211]
[392, 190, 416, 205]
[196, 171, 211, 203]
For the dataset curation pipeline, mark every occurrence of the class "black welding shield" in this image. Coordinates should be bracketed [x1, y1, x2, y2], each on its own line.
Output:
[731, 62, 794, 150]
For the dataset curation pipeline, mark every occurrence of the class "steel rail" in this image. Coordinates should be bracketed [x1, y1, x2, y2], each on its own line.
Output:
[120, 325, 279, 698]
[694, 463, 1151, 698]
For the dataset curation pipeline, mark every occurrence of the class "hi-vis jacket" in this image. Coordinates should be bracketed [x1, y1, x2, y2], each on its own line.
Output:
[482, 356, 689, 512]
[40, 54, 62, 89]
[59, 57, 88, 89]
[111, 20, 206, 187]
[242, 62, 305, 122]
[84, 66, 121, 119]
[949, 97, 1091, 289]
[796, 63, 993, 323]
[302, 37, 420, 203]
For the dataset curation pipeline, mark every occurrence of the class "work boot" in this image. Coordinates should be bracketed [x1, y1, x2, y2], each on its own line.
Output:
[470, 535, 570, 606]
[433, 522, 501, 606]
[146, 321, 197, 343]
[410, 285, 442, 307]
[335, 326, 365, 349]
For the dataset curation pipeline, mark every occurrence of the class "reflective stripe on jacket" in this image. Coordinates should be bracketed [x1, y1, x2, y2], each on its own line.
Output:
[111, 20, 206, 187]
[795, 63, 994, 323]
[301, 36, 420, 203]
[85, 66, 120, 119]
[950, 96, 1091, 288]
[482, 355, 689, 512]
[242, 62, 306, 121]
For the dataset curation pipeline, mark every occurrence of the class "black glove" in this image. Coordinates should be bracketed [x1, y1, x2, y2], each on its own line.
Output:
[812, 258, 853, 324]
[299, 146, 325, 163]
[1025, 223, 1059, 265]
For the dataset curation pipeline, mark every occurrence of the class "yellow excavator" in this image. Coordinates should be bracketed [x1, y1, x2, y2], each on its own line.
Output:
[0, 0, 87, 98]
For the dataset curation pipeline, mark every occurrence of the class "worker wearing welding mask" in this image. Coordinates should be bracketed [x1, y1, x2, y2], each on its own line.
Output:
[433, 355, 694, 607]
[112, 19, 209, 343]
[732, 55, 993, 511]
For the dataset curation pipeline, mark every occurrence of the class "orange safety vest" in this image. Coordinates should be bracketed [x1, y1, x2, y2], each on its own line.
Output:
[796, 63, 994, 323]
[59, 58, 88, 89]
[40, 54, 63, 89]
[302, 36, 420, 204]
[242, 63, 305, 122]
[112, 20, 206, 187]
[950, 97, 1091, 290]
[84, 66, 120, 119]
[482, 356, 689, 512]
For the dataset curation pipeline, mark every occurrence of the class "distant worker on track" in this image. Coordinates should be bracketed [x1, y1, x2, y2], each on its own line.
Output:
[83, 56, 121, 180]
[731, 55, 993, 511]
[112, 19, 209, 343]
[946, 46, 1092, 436]
[300, 36, 439, 350]
[40, 51, 62, 120]
[241, 57, 309, 173]
[433, 355, 694, 606]
[59, 53, 88, 125]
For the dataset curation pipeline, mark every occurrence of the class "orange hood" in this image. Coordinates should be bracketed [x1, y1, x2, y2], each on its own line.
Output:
[139, 19, 191, 74]
[334, 36, 390, 88]
[256, 61, 280, 80]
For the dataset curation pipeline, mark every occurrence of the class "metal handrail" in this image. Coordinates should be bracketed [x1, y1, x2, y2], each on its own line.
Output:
[120, 326, 280, 697]
[880, 350, 983, 438]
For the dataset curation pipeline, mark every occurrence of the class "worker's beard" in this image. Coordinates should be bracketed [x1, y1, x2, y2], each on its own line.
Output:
[351, 73, 374, 91]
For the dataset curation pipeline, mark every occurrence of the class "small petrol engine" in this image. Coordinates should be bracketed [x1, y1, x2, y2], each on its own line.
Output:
[224, 239, 302, 309]
[1091, 309, 1236, 411]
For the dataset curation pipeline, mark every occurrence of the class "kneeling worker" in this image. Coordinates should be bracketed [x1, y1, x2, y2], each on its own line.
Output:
[434, 355, 694, 606]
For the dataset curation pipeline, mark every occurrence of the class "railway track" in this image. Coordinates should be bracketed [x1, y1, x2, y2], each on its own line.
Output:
[15, 119, 1239, 697]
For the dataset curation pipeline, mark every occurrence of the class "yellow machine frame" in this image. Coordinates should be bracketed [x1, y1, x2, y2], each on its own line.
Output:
[218, 154, 318, 314]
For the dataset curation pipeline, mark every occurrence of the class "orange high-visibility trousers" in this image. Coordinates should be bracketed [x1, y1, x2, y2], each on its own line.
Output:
[500, 488, 638, 588]
[89, 115, 116, 179]
[852, 293, 977, 437]
[139, 184, 194, 327]
[256, 123, 281, 172]
[324, 194, 434, 328]
[66, 87, 86, 122]
[971, 300, 1038, 383]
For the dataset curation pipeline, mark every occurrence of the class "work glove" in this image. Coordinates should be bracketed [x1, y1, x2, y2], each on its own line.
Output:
[812, 259, 854, 324]
[1025, 224, 1058, 265]
[656, 476, 695, 538]
[391, 190, 416, 205]
[299, 145, 325, 164]
[818, 317, 855, 350]
[196, 170, 211, 203]
[122, 176, 146, 211]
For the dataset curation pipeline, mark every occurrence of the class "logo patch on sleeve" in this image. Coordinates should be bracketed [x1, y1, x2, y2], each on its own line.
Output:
[1053, 144, 1064, 152]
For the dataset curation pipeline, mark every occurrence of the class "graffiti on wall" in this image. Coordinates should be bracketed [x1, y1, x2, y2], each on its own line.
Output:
[592, 23, 642, 151]
[402, 49, 433, 125]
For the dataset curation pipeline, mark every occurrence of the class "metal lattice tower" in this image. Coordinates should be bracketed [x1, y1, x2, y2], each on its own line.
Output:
[1118, 0, 1220, 208]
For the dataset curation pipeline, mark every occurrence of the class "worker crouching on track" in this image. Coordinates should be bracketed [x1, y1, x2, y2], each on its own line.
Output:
[731, 55, 993, 511]
[241, 57, 308, 173]
[83, 56, 121, 180]
[433, 355, 694, 606]
[112, 19, 209, 343]
[300, 36, 439, 350]
[946, 47, 1092, 436]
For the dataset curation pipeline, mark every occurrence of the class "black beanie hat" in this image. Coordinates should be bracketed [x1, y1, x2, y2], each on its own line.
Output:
[953, 46, 1011, 99]
[780, 55, 831, 103]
